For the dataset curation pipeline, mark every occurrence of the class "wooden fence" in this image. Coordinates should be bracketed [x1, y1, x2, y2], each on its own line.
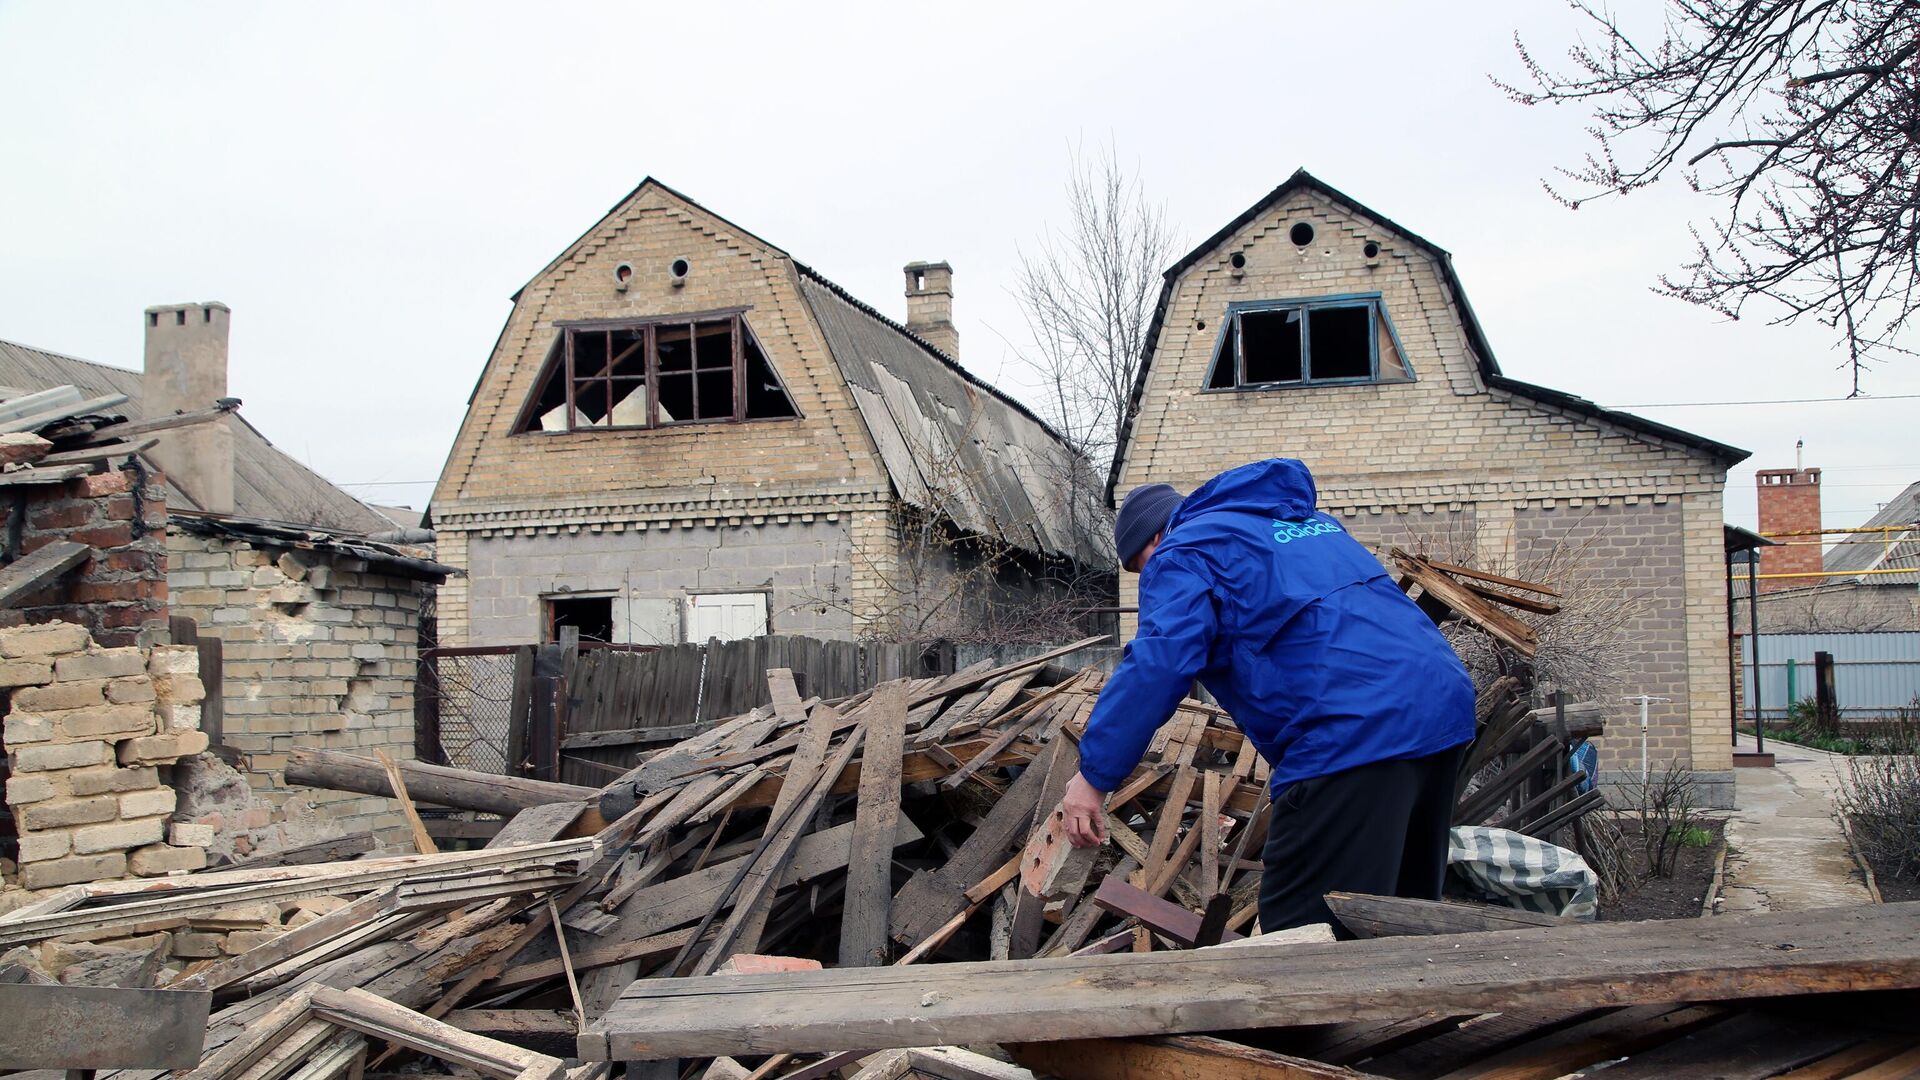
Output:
[421, 635, 947, 787]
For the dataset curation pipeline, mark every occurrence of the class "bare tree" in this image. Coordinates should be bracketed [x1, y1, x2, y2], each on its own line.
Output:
[1500, 1, 1920, 389]
[1012, 142, 1180, 473]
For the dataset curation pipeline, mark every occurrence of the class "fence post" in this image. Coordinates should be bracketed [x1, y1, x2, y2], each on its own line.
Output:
[1815, 651, 1839, 733]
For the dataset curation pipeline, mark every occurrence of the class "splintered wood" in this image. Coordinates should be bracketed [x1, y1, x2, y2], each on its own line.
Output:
[0, 578, 1645, 1080]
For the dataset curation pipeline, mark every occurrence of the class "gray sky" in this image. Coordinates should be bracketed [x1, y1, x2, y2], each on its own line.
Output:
[2, 1, 1912, 534]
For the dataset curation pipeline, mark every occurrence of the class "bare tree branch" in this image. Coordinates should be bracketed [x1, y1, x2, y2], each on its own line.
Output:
[1008, 140, 1180, 473]
[1498, 0, 1920, 386]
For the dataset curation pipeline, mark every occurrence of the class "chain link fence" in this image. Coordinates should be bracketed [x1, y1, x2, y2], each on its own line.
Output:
[418, 648, 519, 774]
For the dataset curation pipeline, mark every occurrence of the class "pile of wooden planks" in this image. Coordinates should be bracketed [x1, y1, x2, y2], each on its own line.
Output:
[0, 563, 1620, 1080]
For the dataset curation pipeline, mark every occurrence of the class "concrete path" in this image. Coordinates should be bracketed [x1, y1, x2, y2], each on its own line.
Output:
[1714, 732, 1875, 915]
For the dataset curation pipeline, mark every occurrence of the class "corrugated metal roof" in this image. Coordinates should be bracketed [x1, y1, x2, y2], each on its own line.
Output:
[795, 269, 1112, 567]
[1826, 480, 1920, 585]
[0, 338, 389, 534]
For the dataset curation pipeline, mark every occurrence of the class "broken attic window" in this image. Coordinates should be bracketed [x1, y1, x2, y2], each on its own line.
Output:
[1204, 296, 1413, 389]
[546, 595, 613, 643]
[516, 313, 798, 432]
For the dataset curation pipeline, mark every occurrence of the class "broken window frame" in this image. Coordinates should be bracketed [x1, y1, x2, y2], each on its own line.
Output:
[516, 308, 801, 433]
[1202, 292, 1415, 391]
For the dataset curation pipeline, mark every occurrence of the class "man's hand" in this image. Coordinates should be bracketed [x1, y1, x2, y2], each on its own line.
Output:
[1060, 772, 1109, 848]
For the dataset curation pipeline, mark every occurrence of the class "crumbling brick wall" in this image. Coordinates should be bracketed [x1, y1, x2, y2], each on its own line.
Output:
[165, 532, 421, 841]
[1, 460, 169, 647]
[1, 622, 212, 889]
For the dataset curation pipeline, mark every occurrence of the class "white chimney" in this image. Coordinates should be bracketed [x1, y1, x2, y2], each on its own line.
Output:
[903, 261, 958, 359]
[143, 302, 235, 516]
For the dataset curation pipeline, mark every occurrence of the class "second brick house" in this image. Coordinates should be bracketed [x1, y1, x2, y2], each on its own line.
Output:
[1109, 170, 1750, 805]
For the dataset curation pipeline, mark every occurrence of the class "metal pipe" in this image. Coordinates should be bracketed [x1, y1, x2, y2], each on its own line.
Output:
[1748, 556, 1765, 755]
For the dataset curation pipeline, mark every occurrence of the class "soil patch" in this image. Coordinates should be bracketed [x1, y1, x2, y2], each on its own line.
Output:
[1877, 875, 1920, 904]
[1600, 819, 1726, 921]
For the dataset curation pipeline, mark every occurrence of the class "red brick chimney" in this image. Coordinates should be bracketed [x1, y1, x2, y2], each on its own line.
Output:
[1756, 466, 1822, 591]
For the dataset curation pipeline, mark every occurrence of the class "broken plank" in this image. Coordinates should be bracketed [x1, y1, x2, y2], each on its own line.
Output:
[1010, 1035, 1373, 1080]
[0, 463, 87, 487]
[486, 802, 588, 849]
[890, 734, 1055, 945]
[1323, 893, 1567, 939]
[1091, 876, 1243, 948]
[583, 902, 1920, 1061]
[375, 750, 438, 854]
[175, 888, 399, 992]
[0, 540, 90, 606]
[558, 723, 709, 751]
[688, 721, 867, 974]
[840, 683, 909, 968]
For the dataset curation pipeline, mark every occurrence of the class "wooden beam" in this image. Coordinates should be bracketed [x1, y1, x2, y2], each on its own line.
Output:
[0, 540, 90, 606]
[581, 902, 1920, 1061]
[1322, 893, 1567, 939]
[840, 683, 908, 967]
[285, 748, 597, 816]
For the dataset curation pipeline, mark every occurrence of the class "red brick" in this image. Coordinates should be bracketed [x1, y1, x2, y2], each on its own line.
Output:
[78, 471, 130, 497]
[71, 524, 133, 548]
[73, 581, 140, 603]
[29, 504, 92, 530]
[105, 495, 137, 521]
[106, 551, 160, 573]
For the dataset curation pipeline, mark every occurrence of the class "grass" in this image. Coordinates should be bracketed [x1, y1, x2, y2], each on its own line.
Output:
[1739, 699, 1919, 755]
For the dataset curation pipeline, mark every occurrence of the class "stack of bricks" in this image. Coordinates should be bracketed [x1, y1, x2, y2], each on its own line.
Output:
[166, 531, 420, 839]
[0, 458, 170, 648]
[2, 621, 212, 890]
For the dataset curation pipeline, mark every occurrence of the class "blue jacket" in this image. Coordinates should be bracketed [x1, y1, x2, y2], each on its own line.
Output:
[1080, 459, 1475, 794]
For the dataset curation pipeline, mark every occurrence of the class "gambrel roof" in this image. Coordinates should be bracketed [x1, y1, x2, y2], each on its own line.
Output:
[1107, 169, 1749, 503]
[478, 177, 1110, 567]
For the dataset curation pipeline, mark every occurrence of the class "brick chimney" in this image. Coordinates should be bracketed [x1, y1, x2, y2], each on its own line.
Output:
[903, 261, 957, 359]
[144, 302, 235, 516]
[1756, 466, 1822, 591]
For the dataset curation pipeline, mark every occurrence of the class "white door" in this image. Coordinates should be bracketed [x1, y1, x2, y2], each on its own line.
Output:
[685, 592, 768, 643]
[609, 596, 680, 646]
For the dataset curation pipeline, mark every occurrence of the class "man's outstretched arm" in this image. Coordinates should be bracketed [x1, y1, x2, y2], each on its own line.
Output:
[1062, 551, 1219, 847]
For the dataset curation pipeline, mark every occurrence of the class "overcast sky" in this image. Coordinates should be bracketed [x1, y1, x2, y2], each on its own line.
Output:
[2, 1, 1912, 535]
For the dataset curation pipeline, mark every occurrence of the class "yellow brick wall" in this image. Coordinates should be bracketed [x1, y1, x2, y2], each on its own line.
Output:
[432, 182, 904, 645]
[1116, 185, 1737, 801]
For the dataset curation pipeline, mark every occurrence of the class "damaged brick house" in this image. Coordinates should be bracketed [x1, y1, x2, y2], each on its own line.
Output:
[1109, 171, 1749, 806]
[0, 307, 454, 845]
[431, 178, 1109, 649]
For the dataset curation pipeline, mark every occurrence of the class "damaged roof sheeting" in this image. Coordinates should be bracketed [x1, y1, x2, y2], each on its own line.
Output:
[796, 269, 1112, 568]
[1825, 480, 1920, 586]
[0, 339, 391, 534]
[172, 513, 459, 582]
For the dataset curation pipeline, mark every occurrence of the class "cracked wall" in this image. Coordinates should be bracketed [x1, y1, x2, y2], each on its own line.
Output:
[165, 533, 426, 842]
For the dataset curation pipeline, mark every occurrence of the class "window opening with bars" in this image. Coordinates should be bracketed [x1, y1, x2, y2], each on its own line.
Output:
[520, 312, 799, 432]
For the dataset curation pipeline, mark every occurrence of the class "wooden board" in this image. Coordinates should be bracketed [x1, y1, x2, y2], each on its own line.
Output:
[840, 683, 909, 967]
[1322, 894, 1567, 939]
[0, 539, 90, 606]
[582, 902, 1920, 1061]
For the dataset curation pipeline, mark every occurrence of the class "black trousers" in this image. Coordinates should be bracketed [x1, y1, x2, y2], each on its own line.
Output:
[1258, 744, 1467, 938]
